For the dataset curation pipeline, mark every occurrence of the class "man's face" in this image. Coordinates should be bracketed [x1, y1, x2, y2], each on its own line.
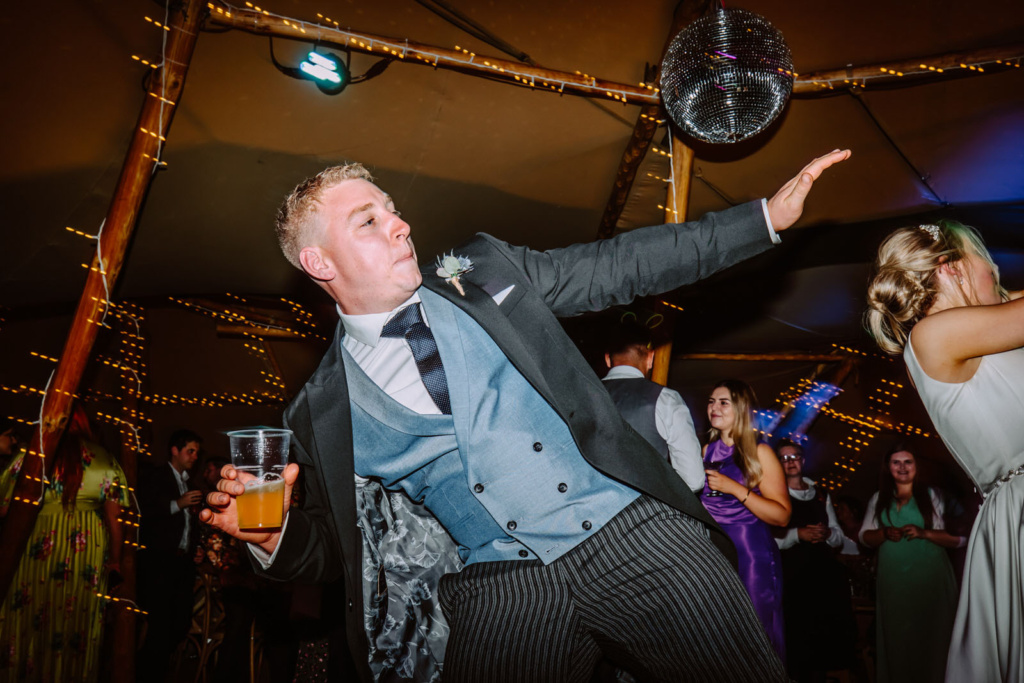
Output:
[0, 428, 17, 457]
[300, 178, 422, 314]
[170, 440, 200, 473]
[779, 446, 803, 477]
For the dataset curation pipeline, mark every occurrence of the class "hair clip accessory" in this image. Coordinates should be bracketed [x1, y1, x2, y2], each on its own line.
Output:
[919, 224, 941, 241]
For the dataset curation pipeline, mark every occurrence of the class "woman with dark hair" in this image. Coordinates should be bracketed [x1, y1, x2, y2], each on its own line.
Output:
[0, 405, 131, 682]
[866, 220, 1024, 680]
[859, 446, 963, 683]
[702, 379, 791, 661]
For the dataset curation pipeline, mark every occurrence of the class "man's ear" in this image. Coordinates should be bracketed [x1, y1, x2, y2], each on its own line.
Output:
[604, 353, 613, 369]
[299, 246, 334, 282]
[170, 446, 180, 459]
[644, 349, 655, 373]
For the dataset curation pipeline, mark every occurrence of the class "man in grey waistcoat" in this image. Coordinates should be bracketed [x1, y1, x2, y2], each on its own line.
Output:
[202, 149, 850, 683]
[603, 321, 704, 492]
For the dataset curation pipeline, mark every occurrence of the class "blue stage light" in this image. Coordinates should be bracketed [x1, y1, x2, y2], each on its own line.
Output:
[298, 51, 349, 94]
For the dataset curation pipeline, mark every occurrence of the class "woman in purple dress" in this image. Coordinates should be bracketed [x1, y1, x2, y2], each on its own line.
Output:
[702, 379, 791, 661]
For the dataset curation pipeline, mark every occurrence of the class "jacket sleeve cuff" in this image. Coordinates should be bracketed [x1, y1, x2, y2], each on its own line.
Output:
[247, 512, 290, 569]
[761, 199, 781, 245]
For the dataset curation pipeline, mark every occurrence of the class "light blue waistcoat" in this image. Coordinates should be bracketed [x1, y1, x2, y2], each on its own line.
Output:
[346, 287, 639, 565]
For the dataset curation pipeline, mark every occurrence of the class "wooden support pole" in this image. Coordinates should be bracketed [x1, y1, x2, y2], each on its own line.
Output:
[650, 138, 695, 386]
[595, 103, 664, 240]
[617, 1, 711, 385]
[664, 140, 695, 224]
[596, 0, 713, 240]
[650, 337, 674, 387]
[0, 0, 205, 601]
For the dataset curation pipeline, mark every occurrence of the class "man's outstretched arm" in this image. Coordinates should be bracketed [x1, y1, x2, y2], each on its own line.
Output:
[479, 149, 851, 317]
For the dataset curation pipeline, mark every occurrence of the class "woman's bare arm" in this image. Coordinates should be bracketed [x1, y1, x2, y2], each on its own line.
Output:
[912, 296, 1024, 382]
[737, 444, 792, 526]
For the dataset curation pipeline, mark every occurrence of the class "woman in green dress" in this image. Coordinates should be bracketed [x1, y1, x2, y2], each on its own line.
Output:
[859, 446, 964, 683]
[0, 406, 130, 683]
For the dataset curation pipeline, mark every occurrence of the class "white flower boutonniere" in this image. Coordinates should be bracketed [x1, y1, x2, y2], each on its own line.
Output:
[435, 253, 474, 296]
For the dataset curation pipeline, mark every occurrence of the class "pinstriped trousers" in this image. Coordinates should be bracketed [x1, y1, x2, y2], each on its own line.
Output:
[438, 495, 788, 682]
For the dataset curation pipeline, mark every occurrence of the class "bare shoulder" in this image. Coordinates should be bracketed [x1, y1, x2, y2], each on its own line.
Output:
[910, 306, 1011, 382]
[757, 442, 780, 466]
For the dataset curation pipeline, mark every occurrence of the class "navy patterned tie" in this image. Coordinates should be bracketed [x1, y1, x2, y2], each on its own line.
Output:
[380, 304, 452, 415]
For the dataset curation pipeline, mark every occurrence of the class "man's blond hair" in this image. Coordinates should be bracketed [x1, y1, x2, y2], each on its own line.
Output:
[275, 163, 374, 269]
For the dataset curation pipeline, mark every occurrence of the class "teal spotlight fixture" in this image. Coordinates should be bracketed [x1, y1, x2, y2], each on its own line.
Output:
[269, 39, 390, 95]
[298, 50, 349, 94]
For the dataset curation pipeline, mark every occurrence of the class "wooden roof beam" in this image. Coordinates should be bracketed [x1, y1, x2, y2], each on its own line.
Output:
[207, 7, 1023, 102]
[793, 43, 1024, 95]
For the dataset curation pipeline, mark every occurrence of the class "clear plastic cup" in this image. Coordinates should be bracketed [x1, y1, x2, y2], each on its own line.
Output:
[226, 428, 292, 530]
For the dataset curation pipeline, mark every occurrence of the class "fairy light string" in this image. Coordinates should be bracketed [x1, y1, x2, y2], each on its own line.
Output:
[202, 0, 1023, 107]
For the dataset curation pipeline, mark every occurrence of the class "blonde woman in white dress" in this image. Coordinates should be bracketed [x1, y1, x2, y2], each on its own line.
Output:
[866, 220, 1024, 682]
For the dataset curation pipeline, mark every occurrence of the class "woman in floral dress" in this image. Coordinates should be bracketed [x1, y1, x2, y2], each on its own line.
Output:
[0, 406, 130, 682]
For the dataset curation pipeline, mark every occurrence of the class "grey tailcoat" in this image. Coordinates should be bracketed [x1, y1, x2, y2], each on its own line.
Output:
[261, 200, 773, 681]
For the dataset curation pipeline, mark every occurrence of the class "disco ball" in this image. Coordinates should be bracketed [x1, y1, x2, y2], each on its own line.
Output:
[660, 8, 793, 144]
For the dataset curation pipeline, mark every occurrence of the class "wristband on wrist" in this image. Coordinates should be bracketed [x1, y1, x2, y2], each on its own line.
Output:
[741, 488, 752, 504]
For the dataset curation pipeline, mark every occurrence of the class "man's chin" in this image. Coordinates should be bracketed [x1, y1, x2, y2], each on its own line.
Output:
[405, 269, 424, 290]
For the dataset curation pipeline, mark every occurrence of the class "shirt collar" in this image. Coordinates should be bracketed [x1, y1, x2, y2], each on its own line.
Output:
[169, 462, 189, 483]
[787, 477, 817, 495]
[337, 292, 422, 348]
[603, 365, 646, 380]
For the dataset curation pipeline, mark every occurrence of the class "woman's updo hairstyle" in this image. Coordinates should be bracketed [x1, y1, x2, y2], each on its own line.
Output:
[865, 220, 1001, 355]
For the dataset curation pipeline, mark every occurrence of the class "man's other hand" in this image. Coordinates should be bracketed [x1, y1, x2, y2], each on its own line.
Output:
[176, 490, 203, 509]
[768, 149, 851, 232]
[199, 462, 300, 555]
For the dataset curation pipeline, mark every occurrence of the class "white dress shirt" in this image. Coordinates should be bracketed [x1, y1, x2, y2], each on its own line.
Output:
[601, 365, 704, 491]
[254, 287, 516, 567]
[338, 293, 441, 415]
[775, 477, 844, 550]
[168, 463, 192, 552]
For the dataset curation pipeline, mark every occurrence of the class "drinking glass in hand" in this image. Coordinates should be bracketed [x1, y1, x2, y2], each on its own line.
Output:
[227, 428, 292, 530]
[704, 460, 725, 497]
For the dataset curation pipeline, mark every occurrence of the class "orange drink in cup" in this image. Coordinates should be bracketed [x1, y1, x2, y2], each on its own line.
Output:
[226, 428, 292, 530]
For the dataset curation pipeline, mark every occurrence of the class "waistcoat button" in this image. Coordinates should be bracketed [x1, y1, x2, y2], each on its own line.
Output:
[473, 483, 484, 493]
[557, 483, 568, 493]
[533, 442, 543, 452]
[518, 549, 529, 558]
[507, 520, 517, 531]
[582, 520, 592, 531]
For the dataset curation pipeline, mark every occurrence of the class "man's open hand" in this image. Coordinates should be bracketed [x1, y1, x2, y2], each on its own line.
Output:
[767, 149, 851, 232]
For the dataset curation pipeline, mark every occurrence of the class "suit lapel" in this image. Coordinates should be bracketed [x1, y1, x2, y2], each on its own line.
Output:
[302, 323, 358, 540]
[305, 323, 351, 465]
[420, 274, 561, 413]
